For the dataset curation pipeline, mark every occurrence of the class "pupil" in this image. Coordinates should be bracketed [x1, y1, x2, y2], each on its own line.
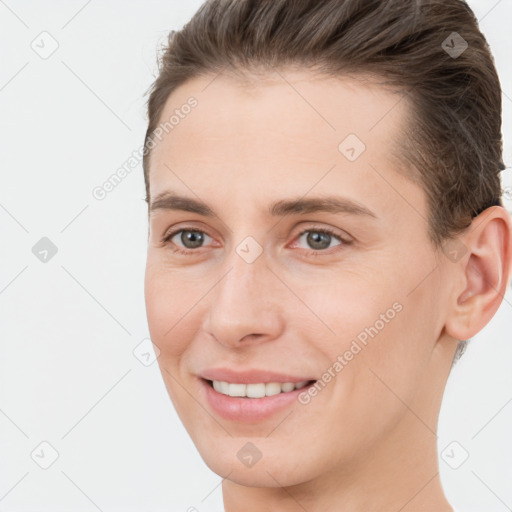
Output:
[182, 231, 203, 248]
[308, 232, 330, 250]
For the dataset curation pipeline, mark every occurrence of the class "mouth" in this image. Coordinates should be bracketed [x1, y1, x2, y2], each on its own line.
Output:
[203, 378, 317, 398]
[198, 368, 320, 422]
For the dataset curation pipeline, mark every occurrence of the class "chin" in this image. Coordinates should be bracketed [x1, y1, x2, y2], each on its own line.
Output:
[194, 439, 317, 488]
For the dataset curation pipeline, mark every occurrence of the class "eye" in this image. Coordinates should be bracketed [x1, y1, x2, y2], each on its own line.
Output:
[161, 228, 214, 254]
[293, 227, 350, 254]
[160, 225, 351, 256]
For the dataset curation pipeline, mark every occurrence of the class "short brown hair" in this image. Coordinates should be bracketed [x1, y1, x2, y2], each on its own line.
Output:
[142, 0, 506, 359]
[143, 0, 505, 245]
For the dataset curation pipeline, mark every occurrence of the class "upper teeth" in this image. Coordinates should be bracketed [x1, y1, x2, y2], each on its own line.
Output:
[212, 380, 310, 398]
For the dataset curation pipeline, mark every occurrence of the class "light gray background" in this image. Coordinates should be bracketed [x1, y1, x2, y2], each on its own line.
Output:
[0, 1, 511, 511]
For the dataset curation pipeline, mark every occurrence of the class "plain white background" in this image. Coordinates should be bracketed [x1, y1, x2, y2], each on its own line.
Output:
[0, 1, 511, 511]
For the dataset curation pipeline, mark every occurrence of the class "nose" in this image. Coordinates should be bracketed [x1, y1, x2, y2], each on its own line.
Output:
[202, 246, 285, 349]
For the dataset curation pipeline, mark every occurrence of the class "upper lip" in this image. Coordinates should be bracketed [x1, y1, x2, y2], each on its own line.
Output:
[199, 368, 316, 384]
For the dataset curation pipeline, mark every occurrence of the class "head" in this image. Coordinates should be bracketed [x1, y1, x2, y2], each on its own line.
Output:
[143, 0, 511, 492]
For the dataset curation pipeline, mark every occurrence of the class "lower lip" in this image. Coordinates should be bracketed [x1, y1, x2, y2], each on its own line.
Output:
[200, 379, 315, 423]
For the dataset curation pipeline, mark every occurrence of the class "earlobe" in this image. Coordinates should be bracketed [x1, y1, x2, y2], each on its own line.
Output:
[445, 206, 512, 341]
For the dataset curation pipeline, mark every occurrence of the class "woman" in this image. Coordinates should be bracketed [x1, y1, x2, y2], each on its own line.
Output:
[142, 1, 511, 510]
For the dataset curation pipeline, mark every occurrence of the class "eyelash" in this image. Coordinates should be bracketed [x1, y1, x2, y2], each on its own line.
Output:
[161, 226, 351, 256]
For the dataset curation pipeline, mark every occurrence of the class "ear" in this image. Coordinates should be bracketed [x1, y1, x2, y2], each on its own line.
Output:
[444, 206, 512, 341]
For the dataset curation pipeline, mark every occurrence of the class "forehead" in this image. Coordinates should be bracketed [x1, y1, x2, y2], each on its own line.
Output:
[148, 68, 420, 221]
[150, 69, 409, 165]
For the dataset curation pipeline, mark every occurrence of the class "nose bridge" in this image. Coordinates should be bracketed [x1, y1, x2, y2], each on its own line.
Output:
[204, 241, 283, 346]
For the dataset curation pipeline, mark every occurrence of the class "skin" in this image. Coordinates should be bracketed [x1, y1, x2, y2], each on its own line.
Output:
[144, 69, 512, 512]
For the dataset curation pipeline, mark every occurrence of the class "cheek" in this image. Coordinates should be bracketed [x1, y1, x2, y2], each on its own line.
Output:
[144, 264, 198, 359]
[301, 255, 439, 395]
[292, 262, 400, 345]
[340, 264, 441, 409]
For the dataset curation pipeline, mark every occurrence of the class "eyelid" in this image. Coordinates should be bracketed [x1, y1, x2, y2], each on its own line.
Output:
[162, 224, 350, 242]
[161, 220, 213, 241]
[293, 223, 353, 242]
[161, 222, 353, 254]
[161, 225, 214, 247]
[288, 226, 352, 254]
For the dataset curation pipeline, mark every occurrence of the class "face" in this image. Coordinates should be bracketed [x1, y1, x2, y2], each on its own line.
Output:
[144, 69, 454, 488]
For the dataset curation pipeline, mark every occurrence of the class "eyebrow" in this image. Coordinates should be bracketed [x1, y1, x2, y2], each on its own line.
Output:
[149, 192, 377, 219]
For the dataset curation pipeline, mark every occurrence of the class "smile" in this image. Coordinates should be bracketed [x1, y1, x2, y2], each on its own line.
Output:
[209, 379, 314, 398]
[201, 377, 318, 422]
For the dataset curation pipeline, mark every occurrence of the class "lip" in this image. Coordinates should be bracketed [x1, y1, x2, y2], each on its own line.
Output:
[200, 377, 316, 422]
[199, 367, 316, 384]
